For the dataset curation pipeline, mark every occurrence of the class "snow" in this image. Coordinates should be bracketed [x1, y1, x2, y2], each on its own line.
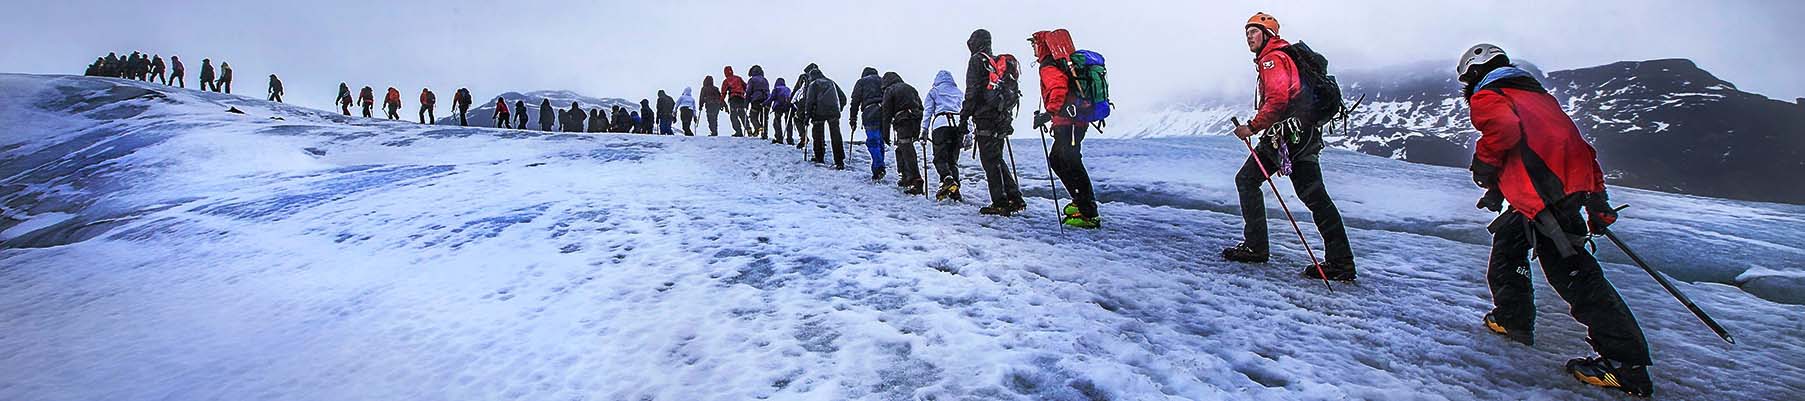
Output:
[3, 74, 1804, 400]
[0, 212, 74, 241]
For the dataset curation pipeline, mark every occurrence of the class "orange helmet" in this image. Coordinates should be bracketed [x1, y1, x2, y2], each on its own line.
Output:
[1246, 12, 1280, 36]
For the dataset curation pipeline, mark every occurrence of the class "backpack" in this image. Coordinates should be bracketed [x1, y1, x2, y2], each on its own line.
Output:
[979, 53, 1022, 121]
[1276, 42, 1343, 126]
[1066, 50, 1111, 123]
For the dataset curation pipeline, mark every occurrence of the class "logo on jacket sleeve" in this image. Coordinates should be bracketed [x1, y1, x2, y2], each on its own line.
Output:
[1261, 60, 1275, 70]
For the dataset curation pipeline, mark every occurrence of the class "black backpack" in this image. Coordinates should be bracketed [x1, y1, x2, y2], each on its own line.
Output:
[978, 53, 1022, 121]
[1278, 42, 1343, 126]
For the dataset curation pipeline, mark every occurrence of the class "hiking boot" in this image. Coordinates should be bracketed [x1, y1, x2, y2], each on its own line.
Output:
[1063, 203, 1080, 216]
[872, 170, 886, 181]
[1302, 260, 1357, 281]
[936, 182, 962, 202]
[1566, 356, 1654, 398]
[1483, 312, 1534, 346]
[1005, 199, 1028, 214]
[834, 164, 845, 170]
[979, 204, 1015, 216]
[903, 180, 925, 195]
[1222, 243, 1270, 263]
[1062, 214, 1101, 229]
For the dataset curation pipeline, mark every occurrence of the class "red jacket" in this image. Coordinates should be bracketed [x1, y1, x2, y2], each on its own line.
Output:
[495, 99, 509, 114]
[420, 90, 435, 106]
[722, 66, 747, 99]
[1249, 37, 1301, 132]
[1469, 75, 1606, 218]
[385, 88, 402, 106]
[1038, 63, 1076, 126]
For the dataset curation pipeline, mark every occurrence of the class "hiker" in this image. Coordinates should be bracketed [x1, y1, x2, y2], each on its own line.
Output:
[151, 55, 166, 84]
[419, 88, 437, 124]
[678, 87, 697, 136]
[849, 67, 887, 181]
[358, 86, 376, 118]
[790, 66, 818, 149]
[770, 78, 793, 144]
[723, 66, 749, 136]
[960, 29, 1027, 216]
[384, 87, 403, 120]
[337, 83, 354, 115]
[453, 88, 472, 126]
[1221, 12, 1358, 281]
[878, 72, 926, 195]
[588, 109, 604, 132]
[218, 62, 234, 93]
[267, 74, 284, 103]
[923, 70, 967, 201]
[515, 100, 529, 129]
[803, 66, 848, 168]
[1459, 43, 1654, 398]
[657, 90, 677, 135]
[747, 65, 771, 139]
[634, 99, 652, 134]
[567, 102, 586, 133]
[494, 97, 512, 128]
[539, 99, 555, 131]
[1030, 30, 1102, 229]
[199, 59, 217, 92]
[701, 76, 724, 136]
[168, 56, 185, 88]
[85, 58, 103, 77]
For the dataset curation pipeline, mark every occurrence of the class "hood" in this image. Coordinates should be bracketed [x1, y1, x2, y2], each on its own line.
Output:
[682, 88, 692, 97]
[658, 90, 667, 97]
[723, 66, 736, 77]
[809, 69, 825, 80]
[775, 78, 786, 88]
[881, 72, 902, 88]
[805, 63, 819, 74]
[703, 75, 715, 87]
[542, 99, 551, 106]
[862, 67, 879, 78]
[640, 99, 650, 107]
[750, 65, 763, 76]
[967, 29, 992, 54]
[933, 70, 956, 88]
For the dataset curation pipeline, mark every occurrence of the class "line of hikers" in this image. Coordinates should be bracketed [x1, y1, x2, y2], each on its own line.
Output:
[82, 13, 1659, 396]
[84, 51, 237, 94]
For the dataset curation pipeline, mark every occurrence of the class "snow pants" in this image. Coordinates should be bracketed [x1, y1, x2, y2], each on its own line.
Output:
[680, 108, 696, 136]
[1487, 197, 1651, 366]
[893, 124, 923, 185]
[930, 126, 964, 184]
[772, 109, 791, 143]
[1234, 149, 1354, 264]
[729, 98, 749, 136]
[1048, 124, 1097, 218]
[864, 125, 886, 175]
[705, 105, 722, 136]
[974, 132, 1022, 207]
[811, 118, 845, 167]
[419, 105, 434, 124]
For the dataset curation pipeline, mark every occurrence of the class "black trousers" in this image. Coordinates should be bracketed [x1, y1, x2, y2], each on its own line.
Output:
[729, 98, 749, 135]
[386, 105, 400, 120]
[1049, 124, 1097, 218]
[705, 105, 722, 136]
[810, 118, 845, 166]
[771, 109, 791, 143]
[975, 133, 1022, 206]
[457, 106, 468, 126]
[361, 103, 373, 118]
[894, 124, 923, 184]
[1234, 150, 1354, 264]
[751, 103, 769, 138]
[1488, 199, 1651, 365]
[680, 108, 696, 136]
[419, 105, 434, 124]
[930, 126, 964, 184]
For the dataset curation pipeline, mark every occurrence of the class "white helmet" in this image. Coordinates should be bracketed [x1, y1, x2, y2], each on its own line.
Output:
[1456, 43, 1508, 83]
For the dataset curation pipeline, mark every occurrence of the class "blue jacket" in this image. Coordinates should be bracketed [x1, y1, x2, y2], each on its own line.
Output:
[678, 87, 696, 111]
[747, 66, 771, 104]
[770, 80, 793, 112]
[922, 70, 964, 132]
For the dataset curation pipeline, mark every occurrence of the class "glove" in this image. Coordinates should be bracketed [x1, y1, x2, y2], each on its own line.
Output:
[1476, 188, 1504, 212]
[1584, 191, 1617, 235]
[1033, 111, 1052, 130]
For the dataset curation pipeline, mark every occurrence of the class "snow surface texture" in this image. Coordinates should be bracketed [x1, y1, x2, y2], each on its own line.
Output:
[2, 74, 1802, 400]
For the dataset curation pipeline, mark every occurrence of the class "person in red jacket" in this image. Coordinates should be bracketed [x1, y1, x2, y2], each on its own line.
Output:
[722, 66, 749, 136]
[358, 86, 376, 118]
[494, 97, 512, 129]
[1222, 12, 1357, 281]
[383, 87, 403, 120]
[418, 88, 436, 124]
[1459, 44, 1652, 398]
[1030, 34, 1099, 229]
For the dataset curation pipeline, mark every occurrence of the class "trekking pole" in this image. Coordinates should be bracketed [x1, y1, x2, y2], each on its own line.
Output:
[1233, 117, 1332, 291]
[1599, 214, 1735, 345]
[1036, 125, 1065, 223]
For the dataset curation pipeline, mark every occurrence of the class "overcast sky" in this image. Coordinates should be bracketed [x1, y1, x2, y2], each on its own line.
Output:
[6, 0, 1802, 117]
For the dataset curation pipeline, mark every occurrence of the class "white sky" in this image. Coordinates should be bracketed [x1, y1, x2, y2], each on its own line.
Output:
[5, 0, 1802, 117]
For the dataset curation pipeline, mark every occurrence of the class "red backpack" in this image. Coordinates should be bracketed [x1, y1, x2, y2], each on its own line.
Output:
[978, 53, 1022, 120]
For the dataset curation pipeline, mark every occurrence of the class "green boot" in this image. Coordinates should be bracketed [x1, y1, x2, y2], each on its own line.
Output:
[1062, 214, 1101, 229]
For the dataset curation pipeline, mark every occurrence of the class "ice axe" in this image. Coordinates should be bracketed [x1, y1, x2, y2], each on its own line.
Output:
[1598, 205, 1735, 345]
[1232, 117, 1333, 291]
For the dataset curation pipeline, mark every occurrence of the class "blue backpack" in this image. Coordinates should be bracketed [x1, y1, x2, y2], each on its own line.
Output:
[1068, 50, 1111, 123]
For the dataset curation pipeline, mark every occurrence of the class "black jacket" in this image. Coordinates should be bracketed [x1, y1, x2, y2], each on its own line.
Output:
[877, 72, 924, 140]
[638, 101, 655, 131]
[960, 29, 991, 121]
[848, 67, 883, 127]
[700, 77, 725, 109]
[656, 91, 676, 120]
[803, 69, 847, 120]
[539, 99, 555, 122]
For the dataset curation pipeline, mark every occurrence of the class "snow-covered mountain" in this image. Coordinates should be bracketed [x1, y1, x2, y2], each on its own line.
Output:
[3, 74, 1802, 400]
[435, 89, 639, 129]
[1113, 59, 1805, 204]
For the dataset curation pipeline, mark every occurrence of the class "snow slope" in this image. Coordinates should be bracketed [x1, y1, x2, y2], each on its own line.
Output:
[3, 74, 1802, 400]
